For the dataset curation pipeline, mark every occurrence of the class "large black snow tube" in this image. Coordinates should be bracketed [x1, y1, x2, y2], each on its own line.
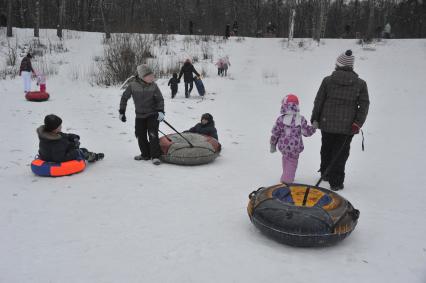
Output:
[247, 183, 359, 247]
[159, 133, 221, 165]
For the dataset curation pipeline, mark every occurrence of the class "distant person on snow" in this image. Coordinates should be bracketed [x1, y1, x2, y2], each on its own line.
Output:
[19, 53, 36, 94]
[270, 94, 316, 183]
[119, 64, 165, 165]
[225, 24, 231, 39]
[222, 56, 231, 76]
[168, 72, 179, 99]
[383, 23, 391, 39]
[311, 50, 370, 191]
[186, 113, 218, 141]
[232, 21, 239, 36]
[37, 114, 104, 163]
[178, 58, 200, 98]
[215, 58, 224, 76]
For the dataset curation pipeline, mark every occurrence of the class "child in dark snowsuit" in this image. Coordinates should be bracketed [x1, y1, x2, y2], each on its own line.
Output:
[37, 114, 104, 163]
[168, 73, 179, 98]
[187, 113, 219, 140]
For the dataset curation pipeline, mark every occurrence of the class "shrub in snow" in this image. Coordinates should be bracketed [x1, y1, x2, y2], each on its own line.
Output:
[0, 65, 18, 80]
[33, 57, 58, 76]
[6, 39, 18, 66]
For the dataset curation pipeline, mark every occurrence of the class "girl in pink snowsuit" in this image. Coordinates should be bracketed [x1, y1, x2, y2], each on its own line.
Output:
[36, 73, 46, 92]
[270, 94, 316, 183]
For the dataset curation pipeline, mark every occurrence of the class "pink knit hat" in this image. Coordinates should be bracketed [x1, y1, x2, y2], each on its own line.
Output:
[283, 94, 299, 105]
[336, 50, 354, 68]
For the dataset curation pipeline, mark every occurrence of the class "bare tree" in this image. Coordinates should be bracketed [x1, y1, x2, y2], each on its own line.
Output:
[100, 0, 111, 39]
[7, 0, 13, 37]
[34, 0, 40, 37]
[19, 0, 26, 27]
[313, 0, 328, 43]
[57, 0, 65, 38]
[288, 8, 296, 45]
[366, 0, 375, 40]
[81, 0, 89, 31]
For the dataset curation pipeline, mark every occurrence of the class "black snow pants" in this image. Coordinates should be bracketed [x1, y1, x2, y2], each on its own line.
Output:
[135, 115, 161, 159]
[320, 131, 354, 187]
[184, 81, 193, 98]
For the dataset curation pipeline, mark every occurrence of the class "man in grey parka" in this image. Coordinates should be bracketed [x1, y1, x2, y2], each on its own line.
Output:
[119, 65, 165, 165]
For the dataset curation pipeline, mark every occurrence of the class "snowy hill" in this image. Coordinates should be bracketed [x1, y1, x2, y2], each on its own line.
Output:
[1, 29, 426, 283]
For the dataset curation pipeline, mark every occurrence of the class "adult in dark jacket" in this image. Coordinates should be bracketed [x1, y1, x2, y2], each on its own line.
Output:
[19, 53, 36, 94]
[37, 114, 104, 163]
[178, 59, 200, 98]
[225, 24, 231, 39]
[186, 113, 218, 141]
[119, 64, 165, 165]
[232, 21, 239, 36]
[311, 50, 370, 191]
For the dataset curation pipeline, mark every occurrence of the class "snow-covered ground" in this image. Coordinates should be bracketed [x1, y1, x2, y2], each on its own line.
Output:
[1, 28, 426, 283]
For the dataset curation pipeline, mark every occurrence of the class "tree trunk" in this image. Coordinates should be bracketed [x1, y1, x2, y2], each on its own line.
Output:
[366, 0, 375, 40]
[100, 0, 111, 39]
[34, 0, 40, 37]
[7, 0, 13, 37]
[288, 9, 296, 45]
[57, 0, 65, 38]
[20, 0, 26, 27]
[81, 0, 88, 31]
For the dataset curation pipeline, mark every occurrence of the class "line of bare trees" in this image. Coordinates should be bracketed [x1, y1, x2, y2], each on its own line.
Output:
[2, 0, 425, 39]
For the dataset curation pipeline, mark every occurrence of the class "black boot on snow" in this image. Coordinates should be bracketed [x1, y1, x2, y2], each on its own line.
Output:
[95, 153, 104, 161]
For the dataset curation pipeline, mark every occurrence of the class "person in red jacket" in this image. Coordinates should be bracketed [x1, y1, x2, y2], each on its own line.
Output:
[19, 53, 36, 94]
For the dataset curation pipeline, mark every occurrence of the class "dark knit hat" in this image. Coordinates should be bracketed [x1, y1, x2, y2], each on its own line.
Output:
[201, 113, 214, 123]
[44, 114, 62, 132]
[336, 50, 354, 68]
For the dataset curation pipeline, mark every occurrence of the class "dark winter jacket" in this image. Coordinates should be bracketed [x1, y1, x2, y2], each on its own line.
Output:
[19, 57, 34, 73]
[311, 67, 370, 135]
[168, 77, 179, 90]
[187, 115, 218, 140]
[178, 62, 200, 83]
[37, 126, 81, 163]
[120, 77, 164, 118]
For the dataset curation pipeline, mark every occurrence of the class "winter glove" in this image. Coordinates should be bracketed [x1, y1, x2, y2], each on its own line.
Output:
[157, 112, 165, 122]
[119, 110, 126, 122]
[73, 139, 80, 149]
[270, 144, 277, 153]
[351, 122, 360, 135]
[312, 121, 319, 129]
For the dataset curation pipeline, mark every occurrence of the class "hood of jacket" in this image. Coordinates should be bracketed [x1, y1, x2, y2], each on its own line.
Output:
[37, 125, 62, 141]
[280, 101, 300, 115]
[331, 67, 359, 86]
[201, 113, 215, 127]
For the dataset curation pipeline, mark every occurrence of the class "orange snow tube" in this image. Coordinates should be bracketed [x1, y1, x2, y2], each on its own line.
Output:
[31, 159, 86, 177]
[25, 91, 50, 102]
